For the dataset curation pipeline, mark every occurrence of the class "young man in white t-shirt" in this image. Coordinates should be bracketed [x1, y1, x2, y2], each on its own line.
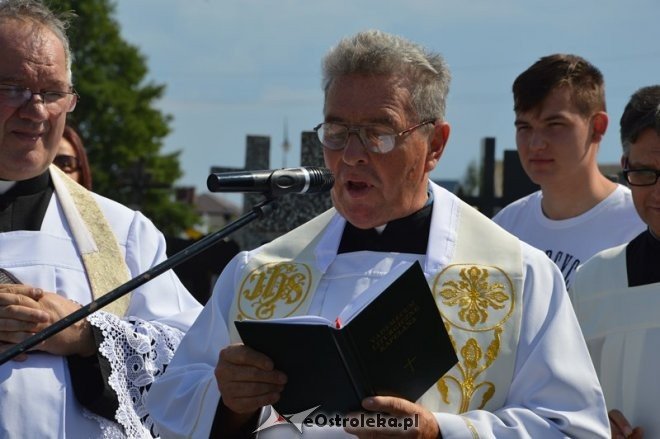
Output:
[493, 54, 645, 287]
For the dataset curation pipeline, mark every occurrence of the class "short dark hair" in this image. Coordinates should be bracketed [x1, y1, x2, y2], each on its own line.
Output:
[513, 54, 606, 117]
[620, 85, 660, 156]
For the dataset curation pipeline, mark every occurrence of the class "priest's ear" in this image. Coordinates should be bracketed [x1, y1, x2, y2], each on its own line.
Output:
[426, 121, 450, 172]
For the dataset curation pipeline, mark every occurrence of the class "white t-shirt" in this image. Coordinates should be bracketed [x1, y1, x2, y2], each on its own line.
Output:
[493, 185, 645, 288]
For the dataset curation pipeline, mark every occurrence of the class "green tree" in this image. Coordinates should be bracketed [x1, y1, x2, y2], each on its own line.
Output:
[51, 0, 198, 236]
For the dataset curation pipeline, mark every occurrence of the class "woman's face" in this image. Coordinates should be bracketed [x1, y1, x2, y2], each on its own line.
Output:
[55, 137, 81, 184]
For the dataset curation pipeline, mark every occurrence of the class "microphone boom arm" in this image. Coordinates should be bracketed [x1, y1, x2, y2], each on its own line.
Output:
[0, 197, 279, 366]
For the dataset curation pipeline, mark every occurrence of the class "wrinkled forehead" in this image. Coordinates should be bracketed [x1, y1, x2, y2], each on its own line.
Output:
[324, 74, 416, 119]
[0, 18, 70, 85]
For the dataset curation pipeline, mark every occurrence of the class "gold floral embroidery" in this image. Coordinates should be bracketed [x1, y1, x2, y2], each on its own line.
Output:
[439, 266, 509, 327]
[238, 262, 312, 320]
[433, 265, 514, 412]
[438, 328, 501, 412]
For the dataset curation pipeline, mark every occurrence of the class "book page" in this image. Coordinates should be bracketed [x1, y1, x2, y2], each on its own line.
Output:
[336, 260, 416, 326]
[237, 260, 420, 328]
[240, 314, 334, 326]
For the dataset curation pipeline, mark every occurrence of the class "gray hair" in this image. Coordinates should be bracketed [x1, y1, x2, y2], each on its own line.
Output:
[620, 85, 660, 156]
[321, 30, 451, 122]
[0, 0, 75, 84]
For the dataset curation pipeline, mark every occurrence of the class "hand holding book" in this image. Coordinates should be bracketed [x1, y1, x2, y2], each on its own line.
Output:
[236, 261, 458, 415]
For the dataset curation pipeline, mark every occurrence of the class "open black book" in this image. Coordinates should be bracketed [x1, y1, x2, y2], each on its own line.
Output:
[235, 260, 458, 415]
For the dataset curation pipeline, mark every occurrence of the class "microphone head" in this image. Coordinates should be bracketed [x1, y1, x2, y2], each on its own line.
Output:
[299, 166, 334, 194]
[206, 166, 334, 195]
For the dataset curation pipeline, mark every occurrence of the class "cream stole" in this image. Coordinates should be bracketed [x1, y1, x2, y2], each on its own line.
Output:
[228, 208, 337, 339]
[419, 199, 522, 426]
[228, 201, 523, 420]
[49, 165, 130, 316]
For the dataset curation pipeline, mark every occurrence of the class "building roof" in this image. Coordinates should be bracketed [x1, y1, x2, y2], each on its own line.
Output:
[195, 193, 241, 216]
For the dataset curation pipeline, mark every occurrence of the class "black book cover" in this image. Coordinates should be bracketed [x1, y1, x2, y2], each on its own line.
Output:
[235, 261, 457, 415]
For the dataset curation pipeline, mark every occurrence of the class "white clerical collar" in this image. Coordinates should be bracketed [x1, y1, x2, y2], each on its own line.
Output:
[0, 180, 16, 194]
[373, 189, 433, 235]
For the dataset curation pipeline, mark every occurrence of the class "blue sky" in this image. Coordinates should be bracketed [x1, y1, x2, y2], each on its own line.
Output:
[114, 0, 660, 195]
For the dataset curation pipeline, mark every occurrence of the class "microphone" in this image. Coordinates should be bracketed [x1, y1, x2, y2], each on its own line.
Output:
[207, 166, 334, 195]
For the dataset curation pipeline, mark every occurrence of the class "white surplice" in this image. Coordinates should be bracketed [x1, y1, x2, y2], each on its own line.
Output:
[571, 243, 660, 438]
[0, 187, 202, 438]
[147, 182, 609, 438]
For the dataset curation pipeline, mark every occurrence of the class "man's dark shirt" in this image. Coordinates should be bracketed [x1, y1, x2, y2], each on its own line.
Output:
[626, 229, 660, 287]
[0, 172, 52, 232]
[337, 203, 433, 255]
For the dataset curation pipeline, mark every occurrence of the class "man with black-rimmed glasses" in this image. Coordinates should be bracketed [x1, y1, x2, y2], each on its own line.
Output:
[571, 85, 660, 439]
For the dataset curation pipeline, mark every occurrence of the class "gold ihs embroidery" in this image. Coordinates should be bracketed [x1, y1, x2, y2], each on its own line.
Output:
[238, 262, 312, 320]
[433, 265, 514, 413]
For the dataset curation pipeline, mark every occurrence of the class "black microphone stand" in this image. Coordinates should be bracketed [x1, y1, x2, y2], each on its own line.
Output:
[0, 197, 278, 366]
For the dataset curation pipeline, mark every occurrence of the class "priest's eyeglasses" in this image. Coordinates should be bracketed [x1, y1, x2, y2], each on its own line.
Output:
[623, 168, 660, 186]
[313, 120, 435, 154]
[0, 84, 78, 114]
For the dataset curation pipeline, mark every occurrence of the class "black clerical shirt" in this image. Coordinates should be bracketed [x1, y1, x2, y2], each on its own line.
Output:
[626, 229, 660, 287]
[337, 202, 433, 255]
[0, 171, 53, 232]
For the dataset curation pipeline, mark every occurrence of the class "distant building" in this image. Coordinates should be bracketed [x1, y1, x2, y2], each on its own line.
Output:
[170, 187, 241, 304]
[175, 187, 241, 235]
[194, 192, 241, 234]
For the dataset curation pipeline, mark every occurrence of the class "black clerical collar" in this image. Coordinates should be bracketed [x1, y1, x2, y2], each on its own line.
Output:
[337, 202, 433, 254]
[626, 229, 660, 287]
[0, 171, 51, 197]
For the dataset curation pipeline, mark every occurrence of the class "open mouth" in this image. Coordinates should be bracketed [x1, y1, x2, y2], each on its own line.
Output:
[13, 130, 44, 142]
[346, 180, 372, 195]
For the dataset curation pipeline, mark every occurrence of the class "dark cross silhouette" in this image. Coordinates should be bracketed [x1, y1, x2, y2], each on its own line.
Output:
[404, 356, 417, 374]
[113, 157, 170, 210]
